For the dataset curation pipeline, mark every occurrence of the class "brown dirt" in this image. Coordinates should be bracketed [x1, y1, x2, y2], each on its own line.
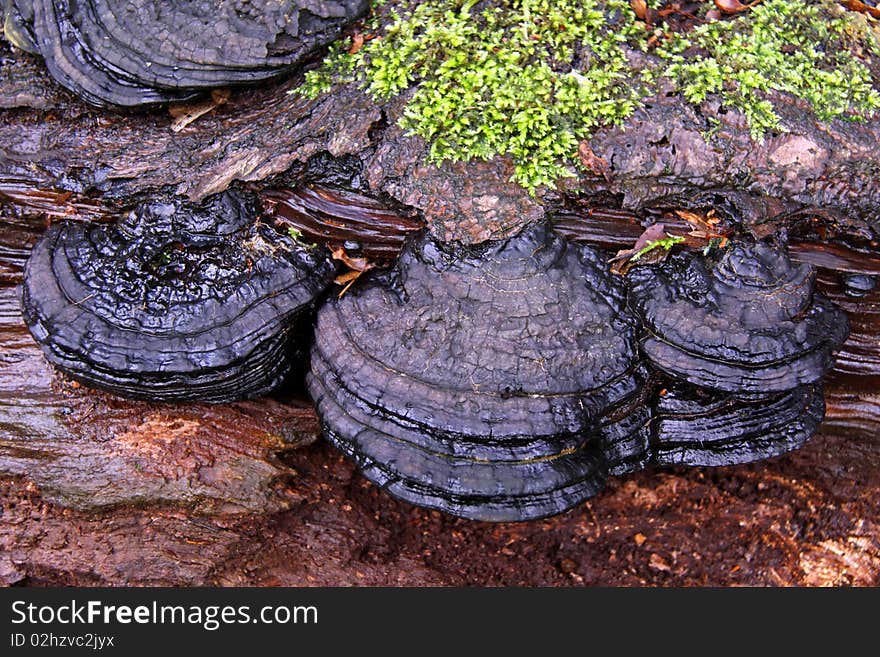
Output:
[3, 427, 878, 587]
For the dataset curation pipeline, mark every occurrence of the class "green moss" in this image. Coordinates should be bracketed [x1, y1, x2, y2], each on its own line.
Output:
[299, 0, 880, 192]
[286, 227, 317, 249]
[661, 0, 880, 139]
[301, 0, 647, 191]
[631, 234, 685, 262]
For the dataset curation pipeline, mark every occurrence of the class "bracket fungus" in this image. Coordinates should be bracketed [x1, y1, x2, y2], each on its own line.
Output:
[3, 0, 370, 107]
[652, 384, 826, 467]
[21, 191, 336, 403]
[628, 241, 848, 466]
[308, 223, 650, 521]
[628, 242, 849, 394]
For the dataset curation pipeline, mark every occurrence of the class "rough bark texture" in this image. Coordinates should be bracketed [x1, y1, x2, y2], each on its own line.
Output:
[1, 22, 879, 586]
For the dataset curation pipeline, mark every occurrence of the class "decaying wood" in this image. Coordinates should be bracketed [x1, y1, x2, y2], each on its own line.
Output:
[3, 429, 879, 586]
[0, 286, 321, 513]
[1, 23, 879, 586]
[3, 30, 880, 245]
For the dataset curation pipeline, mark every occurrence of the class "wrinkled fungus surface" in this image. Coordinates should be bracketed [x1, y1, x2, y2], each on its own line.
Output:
[653, 384, 826, 467]
[628, 242, 849, 393]
[22, 191, 336, 402]
[308, 223, 650, 521]
[625, 241, 848, 472]
[4, 0, 369, 107]
[308, 229, 851, 521]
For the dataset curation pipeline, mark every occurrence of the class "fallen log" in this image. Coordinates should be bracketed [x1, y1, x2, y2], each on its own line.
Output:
[1, 4, 879, 585]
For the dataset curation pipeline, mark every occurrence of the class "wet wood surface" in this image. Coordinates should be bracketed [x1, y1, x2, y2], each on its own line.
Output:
[2, 205, 878, 586]
[1, 27, 879, 586]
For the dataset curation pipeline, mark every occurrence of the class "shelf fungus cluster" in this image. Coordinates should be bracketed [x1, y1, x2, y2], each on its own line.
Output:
[308, 224, 652, 521]
[22, 191, 336, 403]
[308, 227, 849, 520]
[3, 0, 369, 107]
[19, 190, 851, 520]
[628, 242, 849, 467]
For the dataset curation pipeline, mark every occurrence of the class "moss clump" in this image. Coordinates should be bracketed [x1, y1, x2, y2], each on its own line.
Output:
[300, 0, 880, 191]
[661, 0, 880, 139]
[301, 0, 647, 191]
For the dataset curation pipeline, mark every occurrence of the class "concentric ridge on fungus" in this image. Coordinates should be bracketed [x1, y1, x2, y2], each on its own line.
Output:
[308, 223, 650, 521]
[628, 241, 848, 468]
[628, 242, 849, 393]
[652, 383, 826, 467]
[3, 0, 370, 107]
[21, 191, 336, 403]
[308, 230, 850, 520]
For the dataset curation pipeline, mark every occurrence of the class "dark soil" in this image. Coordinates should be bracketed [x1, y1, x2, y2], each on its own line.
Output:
[4, 427, 878, 587]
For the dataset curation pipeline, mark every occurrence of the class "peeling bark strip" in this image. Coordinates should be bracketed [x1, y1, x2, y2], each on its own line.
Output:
[264, 184, 423, 260]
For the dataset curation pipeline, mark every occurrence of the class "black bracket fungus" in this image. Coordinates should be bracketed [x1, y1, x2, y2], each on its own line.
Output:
[628, 242, 849, 393]
[308, 227, 853, 520]
[3, 0, 370, 108]
[628, 241, 849, 466]
[652, 384, 826, 467]
[21, 190, 336, 403]
[307, 222, 651, 522]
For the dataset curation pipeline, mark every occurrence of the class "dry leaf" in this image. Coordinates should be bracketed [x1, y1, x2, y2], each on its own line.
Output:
[610, 224, 667, 261]
[610, 223, 683, 275]
[646, 33, 665, 48]
[169, 88, 230, 132]
[841, 0, 880, 18]
[672, 208, 731, 250]
[577, 140, 612, 182]
[334, 270, 364, 298]
[331, 246, 375, 297]
[674, 208, 720, 231]
[349, 32, 365, 54]
[334, 270, 363, 285]
[331, 246, 372, 272]
[715, 0, 762, 14]
[631, 0, 648, 20]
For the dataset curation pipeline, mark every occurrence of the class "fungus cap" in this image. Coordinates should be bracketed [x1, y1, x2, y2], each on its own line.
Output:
[628, 242, 849, 393]
[22, 191, 336, 402]
[5, 0, 370, 107]
[308, 223, 648, 521]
